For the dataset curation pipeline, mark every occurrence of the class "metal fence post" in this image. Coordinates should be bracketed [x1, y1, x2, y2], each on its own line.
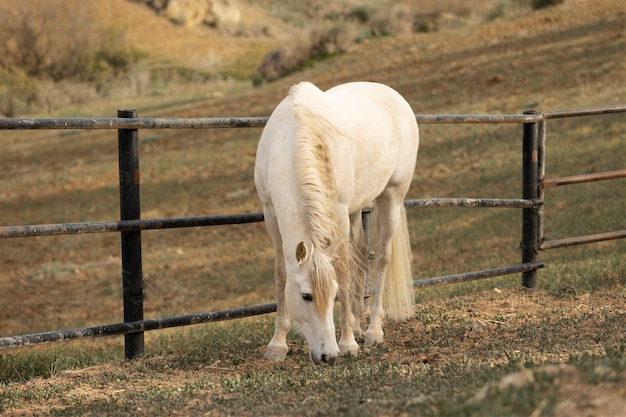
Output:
[537, 117, 546, 247]
[118, 110, 144, 359]
[521, 110, 540, 288]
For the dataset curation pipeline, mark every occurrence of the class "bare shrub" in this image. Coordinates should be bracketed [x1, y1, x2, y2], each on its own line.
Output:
[309, 22, 357, 56]
[370, 5, 415, 37]
[0, 0, 140, 82]
[0, 70, 37, 117]
[35, 80, 100, 114]
[256, 48, 308, 83]
[0, 0, 99, 80]
[256, 22, 358, 84]
[530, 0, 565, 10]
[0, 0, 146, 115]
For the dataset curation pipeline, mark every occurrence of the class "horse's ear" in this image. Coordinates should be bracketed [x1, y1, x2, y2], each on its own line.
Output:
[296, 241, 308, 265]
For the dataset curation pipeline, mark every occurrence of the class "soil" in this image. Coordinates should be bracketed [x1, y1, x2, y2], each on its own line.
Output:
[2, 287, 625, 416]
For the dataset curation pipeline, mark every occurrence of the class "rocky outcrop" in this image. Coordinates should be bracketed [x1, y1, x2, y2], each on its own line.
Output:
[133, 0, 241, 29]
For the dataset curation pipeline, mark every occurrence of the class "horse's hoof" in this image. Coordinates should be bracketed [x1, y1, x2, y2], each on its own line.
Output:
[264, 345, 288, 361]
[339, 341, 359, 356]
[364, 330, 384, 346]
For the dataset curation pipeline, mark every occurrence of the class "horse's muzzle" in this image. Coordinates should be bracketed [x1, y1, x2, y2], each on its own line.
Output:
[311, 351, 338, 365]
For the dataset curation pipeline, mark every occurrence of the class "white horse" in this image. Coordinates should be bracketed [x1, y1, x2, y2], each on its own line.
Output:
[254, 81, 419, 365]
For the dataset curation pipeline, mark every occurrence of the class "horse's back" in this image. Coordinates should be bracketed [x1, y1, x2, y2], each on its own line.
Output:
[256, 81, 419, 214]
[260, 81, 418, 155]
[296, 81, 419, 168]
[294, 81, 416, 138]
[305, 82, 419, 210]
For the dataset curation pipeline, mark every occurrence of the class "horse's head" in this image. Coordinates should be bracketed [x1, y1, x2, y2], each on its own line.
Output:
[286, 241, 340, 365]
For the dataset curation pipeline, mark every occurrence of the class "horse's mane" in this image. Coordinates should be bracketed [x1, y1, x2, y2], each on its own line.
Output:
[290, 83, 338, 253]
[289, 83, 353, 314]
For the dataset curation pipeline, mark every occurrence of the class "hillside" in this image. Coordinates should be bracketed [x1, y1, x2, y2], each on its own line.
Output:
[95, 0, 515, 74]
[1, 0, 623, 344]
[92, 0, 625, 116]
[1, 0, 623, 116]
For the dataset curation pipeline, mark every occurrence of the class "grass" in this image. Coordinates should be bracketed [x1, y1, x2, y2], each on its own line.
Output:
[1, 0, 625, 415]
[2, 304, 623, 415]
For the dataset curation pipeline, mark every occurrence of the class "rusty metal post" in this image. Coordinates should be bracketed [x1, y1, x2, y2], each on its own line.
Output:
[118, 110, 144, 359]
[521, 111, 540, 288]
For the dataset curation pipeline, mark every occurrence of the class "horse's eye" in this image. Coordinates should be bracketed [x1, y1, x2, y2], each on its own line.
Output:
[302, 293, 313, 302]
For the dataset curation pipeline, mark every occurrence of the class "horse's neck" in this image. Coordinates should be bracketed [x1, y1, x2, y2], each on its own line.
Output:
[293, 120, 339, 252]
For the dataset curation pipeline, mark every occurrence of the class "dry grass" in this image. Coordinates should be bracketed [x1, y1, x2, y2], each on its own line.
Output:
[1, 0, 624, 340]
[1, 0, 623, 338]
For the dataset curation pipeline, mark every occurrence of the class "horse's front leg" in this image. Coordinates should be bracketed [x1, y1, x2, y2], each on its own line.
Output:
[265, 254, 290, 361]
[337, 285, 359, 356]
[264, 212, 290, 361]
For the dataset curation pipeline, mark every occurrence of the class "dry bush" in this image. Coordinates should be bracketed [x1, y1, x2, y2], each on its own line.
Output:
[254, 1, 512, 84]
[0, 0, 141, 82]
[256, 22, 357, 84]
[309, 22, 358, 57]
[256, 48, 305, 83]
[529, 0, 565, 10]
[0, 0, 103, 81]
[369, 5, 416, 37]
[0, 0, 144, 115]
[0, 70, 37, 117]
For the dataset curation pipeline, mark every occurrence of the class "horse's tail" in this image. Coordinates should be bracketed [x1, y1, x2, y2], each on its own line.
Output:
[372, 204, 415, 321]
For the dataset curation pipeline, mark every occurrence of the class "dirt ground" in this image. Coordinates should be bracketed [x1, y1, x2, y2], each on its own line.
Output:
[2, 287, 624, 416]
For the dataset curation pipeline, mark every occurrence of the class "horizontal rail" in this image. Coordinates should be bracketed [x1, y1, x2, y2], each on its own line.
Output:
[542, 169, 626, 188]
[0, 117, 270, 130]
[0, 304, 277, 349]
[0, 198, 538, 238]
[0, 261, 545, 350]
[0, 114, 544, 130]
[540, 230, 626, 250]
[1, 106, 624, 131]
[543, 104, 626, 119]
[404, 197, 538, 209]
[412, 261, 545, 288]
[416, 113, 542, 124]
[0, 213, 265, 238]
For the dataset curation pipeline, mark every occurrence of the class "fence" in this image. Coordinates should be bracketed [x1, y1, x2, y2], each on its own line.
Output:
[1, 104, 625, 359]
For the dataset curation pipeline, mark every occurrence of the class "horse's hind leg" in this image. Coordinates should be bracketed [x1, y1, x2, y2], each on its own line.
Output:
[263, 210, 290, 361]
[348, 212, 368, 339]
[365, 193, 402, 346]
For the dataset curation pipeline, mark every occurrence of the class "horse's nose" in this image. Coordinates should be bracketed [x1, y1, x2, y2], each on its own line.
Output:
[311, 351, 337, 365]
[320, 354, 337, 366]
